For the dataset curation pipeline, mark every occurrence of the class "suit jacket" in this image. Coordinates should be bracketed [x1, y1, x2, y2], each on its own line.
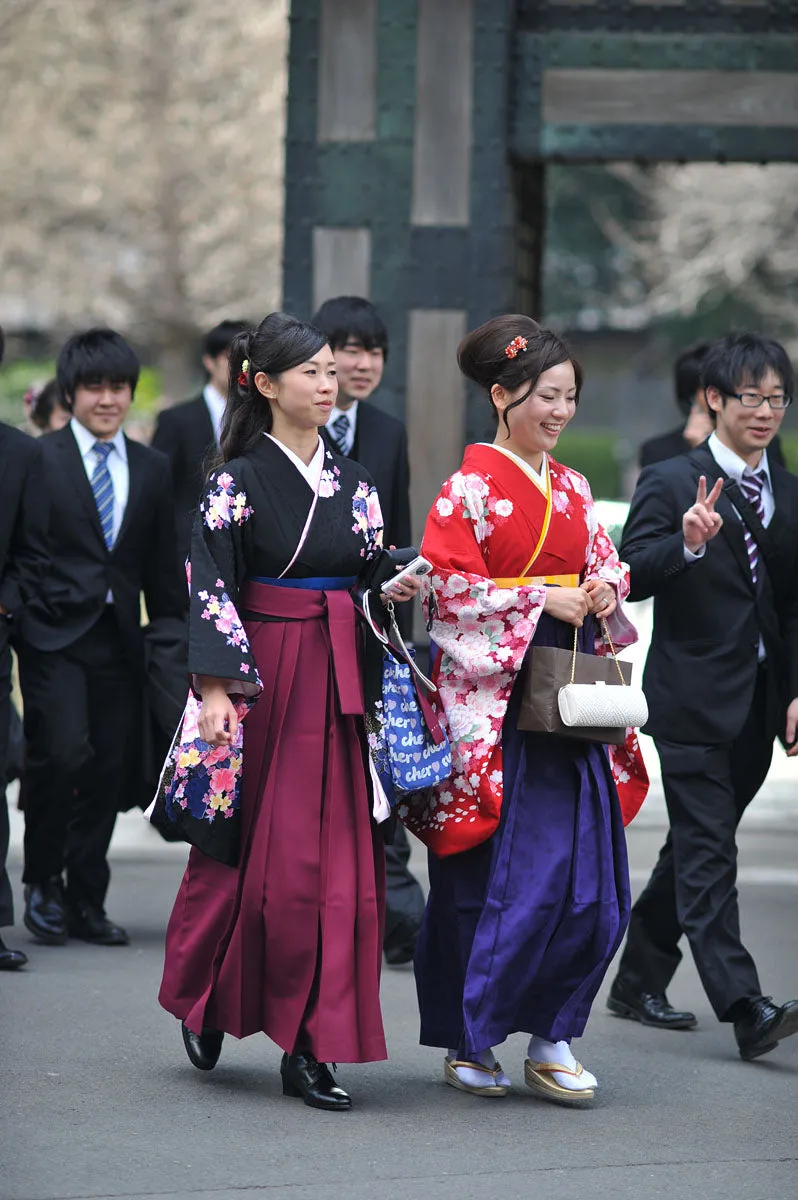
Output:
[152, 395, 216, 559]
[0, 423, 37, 614]
[323, 402, 412, 549]
[323, 402, 413, 637]
[640, 424, 787, 470]
[16, 424, 186, 668]
[621, 442, 798, 745]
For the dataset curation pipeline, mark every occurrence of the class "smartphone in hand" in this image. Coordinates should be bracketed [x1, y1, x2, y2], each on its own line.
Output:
[380, 555, 433, 593]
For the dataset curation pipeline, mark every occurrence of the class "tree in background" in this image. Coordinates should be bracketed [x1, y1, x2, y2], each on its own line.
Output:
[0, 0, 288, 399]
[606, 163, 798, 351]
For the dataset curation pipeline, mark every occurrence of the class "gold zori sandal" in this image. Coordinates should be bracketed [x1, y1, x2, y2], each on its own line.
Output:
[444, 1057, 509, 1097]
[524, 1057, 595, 1106]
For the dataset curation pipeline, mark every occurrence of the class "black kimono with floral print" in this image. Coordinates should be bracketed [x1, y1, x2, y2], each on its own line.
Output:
[187, 436, 385, 692]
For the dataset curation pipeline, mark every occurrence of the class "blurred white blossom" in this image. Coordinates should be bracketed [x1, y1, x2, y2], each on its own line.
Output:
[0, 0, 288, 396]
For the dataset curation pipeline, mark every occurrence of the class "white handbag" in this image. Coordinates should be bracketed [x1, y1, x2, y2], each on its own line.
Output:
[557, 621, 649, 734]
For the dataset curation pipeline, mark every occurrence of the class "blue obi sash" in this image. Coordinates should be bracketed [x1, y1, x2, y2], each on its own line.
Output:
[247, 575, 357, 591]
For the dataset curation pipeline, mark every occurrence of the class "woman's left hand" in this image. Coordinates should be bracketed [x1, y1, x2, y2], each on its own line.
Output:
[580, 578, 618, 619]
[381, 574, 423, 607]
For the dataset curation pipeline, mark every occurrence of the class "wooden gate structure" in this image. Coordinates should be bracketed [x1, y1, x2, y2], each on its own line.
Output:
[282, 1, 798, 533]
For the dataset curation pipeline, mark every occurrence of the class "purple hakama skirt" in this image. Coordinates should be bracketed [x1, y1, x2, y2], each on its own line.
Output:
[159, 582, 387, 1064]
[414, 614, 631, 1054]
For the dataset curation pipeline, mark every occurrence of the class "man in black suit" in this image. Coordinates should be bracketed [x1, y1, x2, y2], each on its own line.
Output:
[312, 296, 422, 965]
[640, 341, 787, 470]
[312, 297, 412, 554]
[16, 329, 186, 947]
[0, 325, 36, 970]
[152, 320, 248, 559]
[608, 333, 798, 1061]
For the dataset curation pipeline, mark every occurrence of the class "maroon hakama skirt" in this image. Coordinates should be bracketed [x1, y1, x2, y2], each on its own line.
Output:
[158, 581, 387, 1064]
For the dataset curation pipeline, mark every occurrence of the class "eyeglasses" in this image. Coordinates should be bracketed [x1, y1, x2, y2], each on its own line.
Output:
[727, 392, 792, 410]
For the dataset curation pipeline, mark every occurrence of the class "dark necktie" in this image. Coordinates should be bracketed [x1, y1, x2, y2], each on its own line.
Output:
[328, 413, 350, 456]
[91, 440, 115, 549]
[739, 469, 766, 583]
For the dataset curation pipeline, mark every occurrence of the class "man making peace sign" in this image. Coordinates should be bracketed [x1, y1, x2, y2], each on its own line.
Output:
[608, 332, 798, 1062]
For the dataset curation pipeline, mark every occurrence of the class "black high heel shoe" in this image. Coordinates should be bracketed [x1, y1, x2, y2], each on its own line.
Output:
[181, 1021, 224, 1071]
[280, 1051, 352, 1111]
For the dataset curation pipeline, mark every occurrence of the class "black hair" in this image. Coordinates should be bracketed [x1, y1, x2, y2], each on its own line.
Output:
[311, 296, 389, 362]
[674, 341, 711, 417]
[702, 333, 794, 416]
[457, 314, 583, 433]
[219, 312, 328, 461]
[202, 319, 250, 361]
[56, 328, 140, 409]
[28, 379, 70, 431]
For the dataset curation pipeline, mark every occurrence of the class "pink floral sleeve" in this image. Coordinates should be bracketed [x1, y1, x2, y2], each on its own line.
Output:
[188, 468, 262, 699]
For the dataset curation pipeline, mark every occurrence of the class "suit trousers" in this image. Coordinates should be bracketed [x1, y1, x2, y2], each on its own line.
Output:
[616, 667, 773, 1019]
[0, 621, 14, 927]
[18, 609, 141, 910]
[383, 822, 425, 947]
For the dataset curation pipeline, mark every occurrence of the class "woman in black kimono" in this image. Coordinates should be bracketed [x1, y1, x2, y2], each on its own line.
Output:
[159, 312, 418, 1111]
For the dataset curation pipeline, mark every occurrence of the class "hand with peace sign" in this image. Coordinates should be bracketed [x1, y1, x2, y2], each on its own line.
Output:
[683, 475, 724, 555]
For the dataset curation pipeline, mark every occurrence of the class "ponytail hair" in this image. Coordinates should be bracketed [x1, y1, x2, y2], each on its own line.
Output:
[219, 312, 328, 462]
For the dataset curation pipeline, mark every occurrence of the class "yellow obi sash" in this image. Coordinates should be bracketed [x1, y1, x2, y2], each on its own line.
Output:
[492, 574, 580, 588]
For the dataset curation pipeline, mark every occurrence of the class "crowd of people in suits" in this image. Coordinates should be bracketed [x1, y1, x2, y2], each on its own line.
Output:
[0, 299, 424, 971]
[1, 306, 797, 1108]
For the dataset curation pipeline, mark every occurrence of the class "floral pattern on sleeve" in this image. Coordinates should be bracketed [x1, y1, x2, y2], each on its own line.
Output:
[400, 469, 548, 850]
[198, 579, 251, 664]
[188, 464, 262, 696]
[165, 694, 247, 825]
[200, 471, 254, 531]
[352, 480, 385, 560]
[431, 471, 517, 548]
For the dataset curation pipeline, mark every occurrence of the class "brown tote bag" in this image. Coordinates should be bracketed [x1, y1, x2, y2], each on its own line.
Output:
[517, 625, 633, 746]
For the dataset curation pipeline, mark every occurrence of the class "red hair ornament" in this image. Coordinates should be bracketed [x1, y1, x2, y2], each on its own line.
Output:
[505, 336, 528, 360]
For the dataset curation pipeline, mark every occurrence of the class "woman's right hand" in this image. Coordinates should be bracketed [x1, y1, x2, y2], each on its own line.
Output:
[197, 679, 239, 746]
[542, 586, 591, 628]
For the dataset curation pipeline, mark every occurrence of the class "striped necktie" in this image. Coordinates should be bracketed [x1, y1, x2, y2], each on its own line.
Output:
[328, 413, 350, 456]
[739, 469, 766, 583]
[91, 440, 115, 549]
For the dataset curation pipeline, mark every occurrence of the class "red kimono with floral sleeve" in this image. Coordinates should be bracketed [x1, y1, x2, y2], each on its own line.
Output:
[399, 443, 648, 857]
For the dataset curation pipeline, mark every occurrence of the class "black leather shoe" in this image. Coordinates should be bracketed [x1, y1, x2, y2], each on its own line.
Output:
[0, 935, 28, 970]
[280, 1052, 352, 1111]
[181, 1021, 224, 1070]
[67, 902, 129, 946]
[607, 979, 697, 1030]
[24, 877, 68, 945]
[735, 997, 798, 1061]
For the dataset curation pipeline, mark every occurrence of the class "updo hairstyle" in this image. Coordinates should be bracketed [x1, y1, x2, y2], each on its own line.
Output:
[220, 312, 328, 461]
[457, 314, 583, 434]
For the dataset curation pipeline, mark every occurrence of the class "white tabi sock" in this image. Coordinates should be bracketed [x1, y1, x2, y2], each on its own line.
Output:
[526, 1036, 597, 1092]
[447, 1046, 511, 1089]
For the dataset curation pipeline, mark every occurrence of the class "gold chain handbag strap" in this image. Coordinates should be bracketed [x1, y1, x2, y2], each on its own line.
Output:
[569, 617, 626, 686]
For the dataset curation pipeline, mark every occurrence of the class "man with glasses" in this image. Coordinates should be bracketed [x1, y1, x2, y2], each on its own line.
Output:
[639, 340, 787, 469]
[608, 332, 798, 1061]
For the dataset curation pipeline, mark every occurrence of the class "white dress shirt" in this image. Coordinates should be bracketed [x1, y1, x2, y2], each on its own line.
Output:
[70, 417, 129, 544]
[326, 402, 358, 456]
[203, 384, 227, 444]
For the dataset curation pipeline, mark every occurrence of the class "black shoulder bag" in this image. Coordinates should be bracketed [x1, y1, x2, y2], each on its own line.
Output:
[721, 478, 786, 607]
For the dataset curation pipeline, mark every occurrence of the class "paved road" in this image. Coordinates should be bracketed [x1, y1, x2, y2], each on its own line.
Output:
[2, 796, 797, 1200]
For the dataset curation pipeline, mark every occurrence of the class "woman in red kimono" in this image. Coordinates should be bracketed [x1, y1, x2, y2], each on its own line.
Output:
[158, 313, 418, 1111]
[404, 316, 647, 1106]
